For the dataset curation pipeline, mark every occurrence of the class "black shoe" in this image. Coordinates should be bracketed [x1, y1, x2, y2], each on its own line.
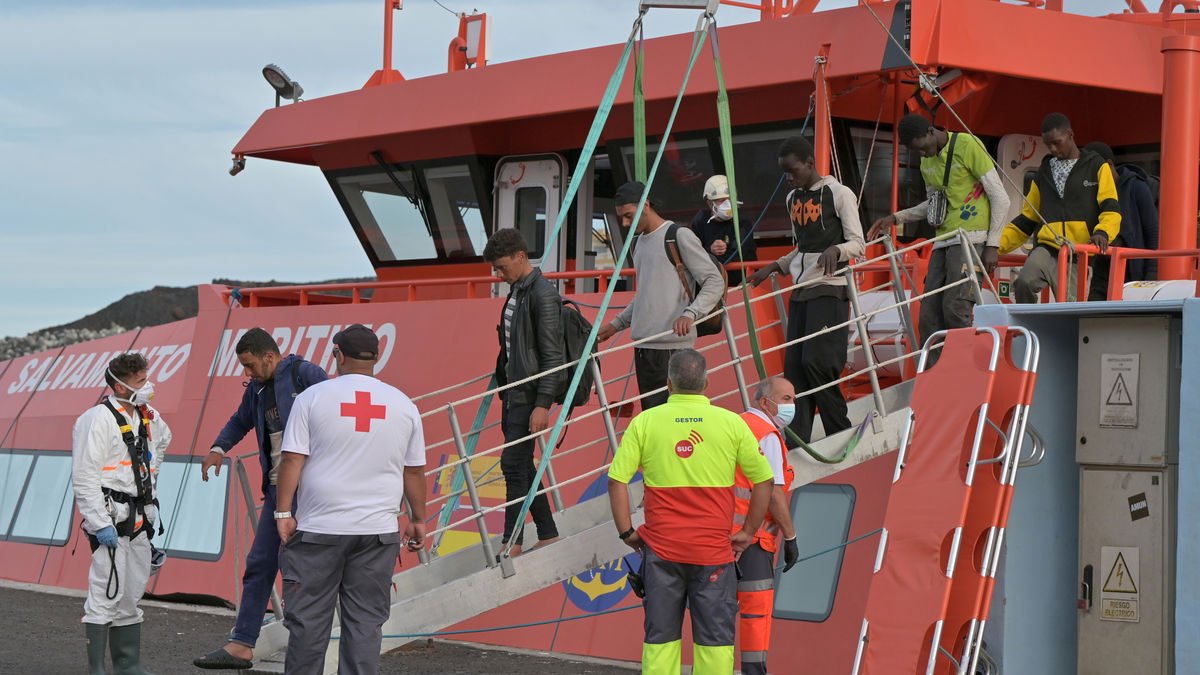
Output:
[192, 647, 254, 670]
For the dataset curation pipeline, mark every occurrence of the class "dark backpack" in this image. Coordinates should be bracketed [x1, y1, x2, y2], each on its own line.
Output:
[555, 299, 597, 407]
[663, 223, 728, 337]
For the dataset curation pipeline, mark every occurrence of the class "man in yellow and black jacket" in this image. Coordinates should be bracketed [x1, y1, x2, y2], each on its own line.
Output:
[999, 113, 1121, 302]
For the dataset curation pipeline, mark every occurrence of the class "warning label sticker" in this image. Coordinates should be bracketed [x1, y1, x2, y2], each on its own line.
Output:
[1100, 546, 1140, 622]
[1099, 353, 1139, 428]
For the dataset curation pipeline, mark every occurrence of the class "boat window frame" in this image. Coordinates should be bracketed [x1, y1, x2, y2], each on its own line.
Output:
[152, 455, 230, 562]
[326, 155, 497, 269]
[0, 449, 38, 541]
[771, 482, 857, 623]
[5, 450, 75, 546]
[0, 450, 230, 560]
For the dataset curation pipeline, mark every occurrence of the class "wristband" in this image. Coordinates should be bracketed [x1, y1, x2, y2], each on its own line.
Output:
[274, 511, 293, 520]
[618, 527, 636, 541]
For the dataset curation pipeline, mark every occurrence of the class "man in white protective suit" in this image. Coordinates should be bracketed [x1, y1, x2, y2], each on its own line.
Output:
[72, 352, 171, 675]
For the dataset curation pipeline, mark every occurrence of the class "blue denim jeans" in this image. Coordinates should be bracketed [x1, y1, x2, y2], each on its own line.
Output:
[231, 485, 280, 647]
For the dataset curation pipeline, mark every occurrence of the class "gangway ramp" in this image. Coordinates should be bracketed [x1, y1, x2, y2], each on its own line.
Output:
[246, 402, 912, 674]
[242, 229, 981, 673]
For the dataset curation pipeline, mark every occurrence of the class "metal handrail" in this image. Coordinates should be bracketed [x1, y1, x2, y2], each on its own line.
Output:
[412, 231, 1004, 568]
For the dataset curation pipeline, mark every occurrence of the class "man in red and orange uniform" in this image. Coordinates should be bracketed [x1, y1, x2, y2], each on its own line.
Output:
[735, 376, 802, 675]
[608, 349, 774, 675]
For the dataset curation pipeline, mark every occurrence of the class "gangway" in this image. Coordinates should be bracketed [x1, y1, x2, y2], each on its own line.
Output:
[237, 225, 1010, 674]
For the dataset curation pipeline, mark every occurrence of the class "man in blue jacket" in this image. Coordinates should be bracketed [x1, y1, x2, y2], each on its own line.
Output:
[192, 328, 327, 670]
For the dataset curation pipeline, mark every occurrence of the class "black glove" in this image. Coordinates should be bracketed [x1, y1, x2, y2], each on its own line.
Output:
[782, 537, 800, 573]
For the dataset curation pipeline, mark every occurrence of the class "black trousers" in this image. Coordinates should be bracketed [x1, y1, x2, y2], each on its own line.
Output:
[1087, 235, 1124, 301]
[783, 295, 851, 444]
[634, 348, 679, 411]
[500, 399, 558, 547]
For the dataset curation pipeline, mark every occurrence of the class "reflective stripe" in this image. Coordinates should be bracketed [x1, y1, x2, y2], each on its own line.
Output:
[118, 424, 132, 433]
[741, 650, 768, 663]
[692, 643, 735, 674]
[733, 487, 753, 500]
[101, 466, 117, 471]
[738, 578, 774, 592]
[642, 640, 682, 675]
[732, 513, 745, 525]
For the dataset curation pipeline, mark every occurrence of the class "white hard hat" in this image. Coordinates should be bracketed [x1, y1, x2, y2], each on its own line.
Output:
[702, 175, 730, 201]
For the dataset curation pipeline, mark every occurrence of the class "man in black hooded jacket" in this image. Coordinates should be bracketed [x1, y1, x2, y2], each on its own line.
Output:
[485, 228, 563, 556]
[1085, 141, 1160, 287]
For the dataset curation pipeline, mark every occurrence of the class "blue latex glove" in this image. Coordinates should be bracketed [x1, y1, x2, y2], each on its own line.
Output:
[95, 525, 119, 549]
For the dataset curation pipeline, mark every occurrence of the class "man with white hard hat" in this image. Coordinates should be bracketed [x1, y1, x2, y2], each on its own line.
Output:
[689, 174, 756, 285]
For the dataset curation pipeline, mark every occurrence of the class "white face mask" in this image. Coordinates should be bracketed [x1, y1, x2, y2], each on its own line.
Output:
[712, 199, 733, 221]
[110, 370, 155, 406]
[773, 402, 796, 428]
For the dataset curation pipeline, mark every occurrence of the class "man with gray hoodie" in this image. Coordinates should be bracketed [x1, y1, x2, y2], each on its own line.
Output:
[750, 137, 866, 443]
[598, 181, 725, 410]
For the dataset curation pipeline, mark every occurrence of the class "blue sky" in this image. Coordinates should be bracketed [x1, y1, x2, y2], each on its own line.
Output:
[0, 0, 1144, 338]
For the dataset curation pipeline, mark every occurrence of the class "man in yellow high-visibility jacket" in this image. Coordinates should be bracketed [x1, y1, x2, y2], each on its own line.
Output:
[608, 349, 774, 675]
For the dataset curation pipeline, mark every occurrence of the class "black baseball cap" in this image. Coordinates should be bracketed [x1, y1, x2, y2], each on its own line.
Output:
[614, 181, 657, 208]
[333, 324, 379, 360]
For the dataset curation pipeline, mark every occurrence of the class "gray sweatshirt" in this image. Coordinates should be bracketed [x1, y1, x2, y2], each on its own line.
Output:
[612, 221, 724, 350]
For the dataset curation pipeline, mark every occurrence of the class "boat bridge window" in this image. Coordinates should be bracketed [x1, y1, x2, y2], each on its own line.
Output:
[618, 137, 716, 224]
[423, 164, 489, 260]
[773, 483, 856, 622]
[330, 160, 493, 267]
[334, 169, 436, 263]
[612, 127, 809, 238]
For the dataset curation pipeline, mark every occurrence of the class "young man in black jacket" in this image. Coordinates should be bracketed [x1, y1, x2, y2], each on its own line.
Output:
[484, 228, 563, 556]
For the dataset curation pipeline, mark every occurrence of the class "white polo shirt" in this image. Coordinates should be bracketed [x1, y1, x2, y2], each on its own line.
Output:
[281, 374, 426, 535]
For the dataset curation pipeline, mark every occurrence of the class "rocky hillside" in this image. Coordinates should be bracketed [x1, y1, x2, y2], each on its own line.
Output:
[0, 278, 372, 361]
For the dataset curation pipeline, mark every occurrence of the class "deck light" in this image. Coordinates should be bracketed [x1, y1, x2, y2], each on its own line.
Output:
[262, 64, 304, 107]
[229, 155, 246, 177]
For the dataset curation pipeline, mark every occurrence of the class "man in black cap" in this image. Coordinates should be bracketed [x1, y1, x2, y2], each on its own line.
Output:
[273, 324, 428, 675]
[597, 182, 724, 409]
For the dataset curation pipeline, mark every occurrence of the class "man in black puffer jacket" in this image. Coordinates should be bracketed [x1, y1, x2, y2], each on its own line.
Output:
[485, 228, 563, 556]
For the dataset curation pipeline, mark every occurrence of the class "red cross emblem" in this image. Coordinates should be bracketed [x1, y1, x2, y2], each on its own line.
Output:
[341, 391, 387, 432]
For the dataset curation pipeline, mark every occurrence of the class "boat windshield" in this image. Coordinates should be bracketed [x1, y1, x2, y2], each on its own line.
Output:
[331, 162, 489, 265]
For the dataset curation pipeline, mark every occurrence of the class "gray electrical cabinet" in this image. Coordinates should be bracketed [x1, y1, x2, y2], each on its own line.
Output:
[1076, 316, 1180, 675]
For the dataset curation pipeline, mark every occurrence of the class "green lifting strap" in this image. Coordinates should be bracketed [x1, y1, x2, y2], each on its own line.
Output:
[633, 19, 647, 184]
[432, 375, 497, 555]
[709, 21, 864, 465]
[504, 17, 712, 555]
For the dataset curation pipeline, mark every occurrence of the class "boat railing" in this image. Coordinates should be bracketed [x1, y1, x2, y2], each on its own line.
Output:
[409, 229, 990, 570]
[1054, 243, 1200, 301]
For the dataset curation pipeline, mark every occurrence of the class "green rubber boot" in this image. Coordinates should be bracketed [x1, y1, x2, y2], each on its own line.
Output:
[110, 623, 157, 675]
[85, 623, 109, 675]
